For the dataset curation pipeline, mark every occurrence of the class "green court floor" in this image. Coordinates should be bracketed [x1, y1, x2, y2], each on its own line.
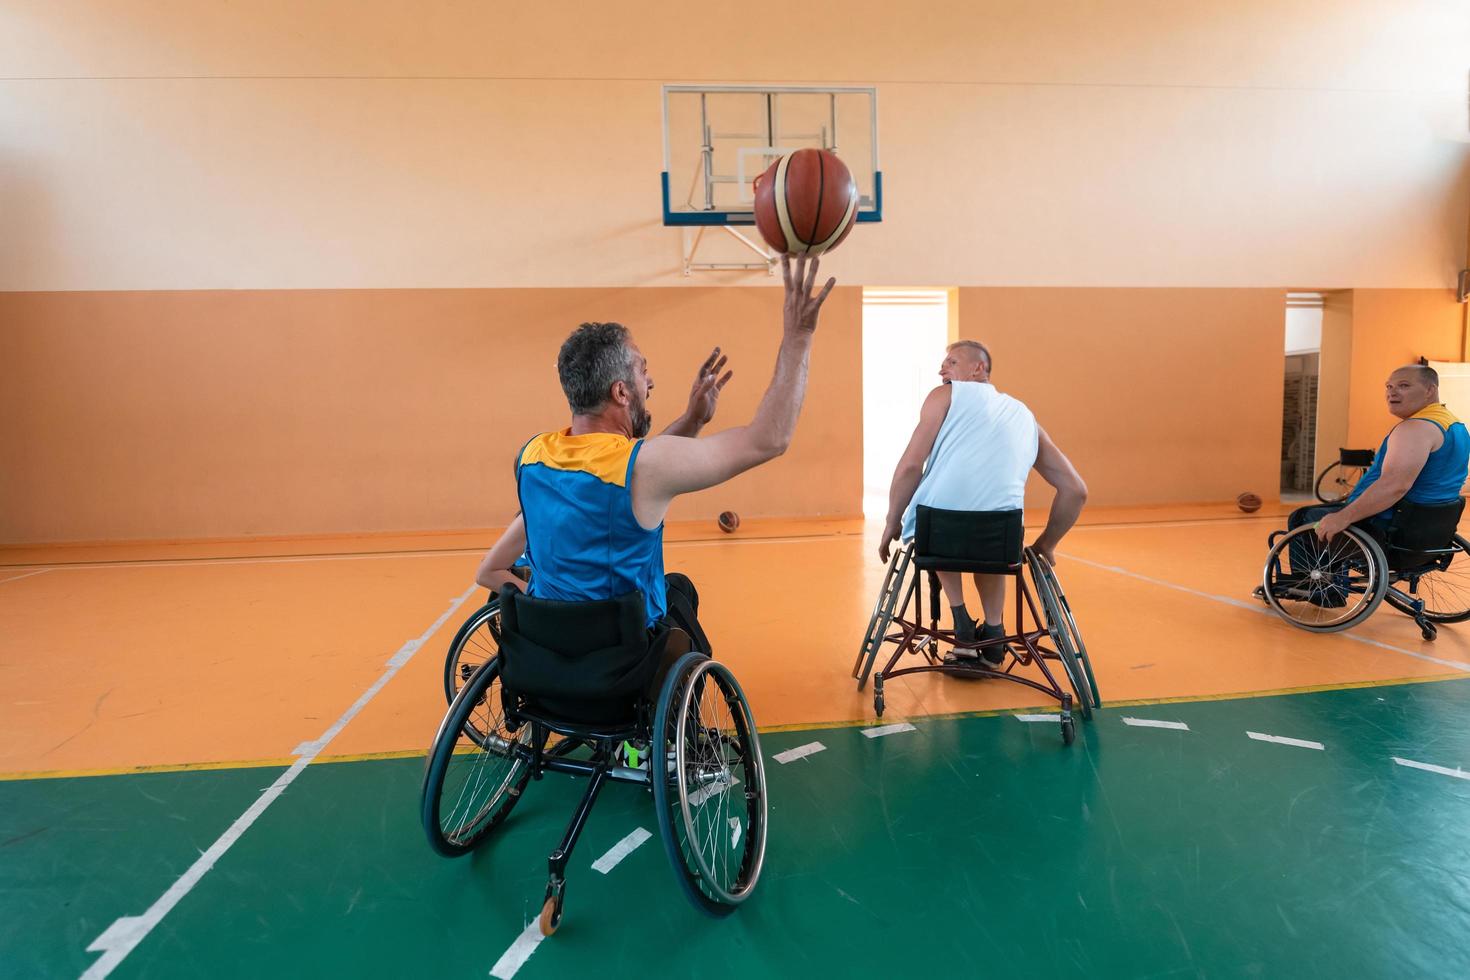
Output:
[5, 680, 1470, 978]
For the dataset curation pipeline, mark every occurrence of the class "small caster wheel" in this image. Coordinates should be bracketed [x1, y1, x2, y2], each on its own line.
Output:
[1422, 624, 1438, 642]
[1061, 716, 1075, 746]
[539, 880, 564, 937]
[874, 677, 885, 717]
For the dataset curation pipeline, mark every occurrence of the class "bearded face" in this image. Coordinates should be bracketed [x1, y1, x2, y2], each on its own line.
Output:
[629, 385, 652, 438]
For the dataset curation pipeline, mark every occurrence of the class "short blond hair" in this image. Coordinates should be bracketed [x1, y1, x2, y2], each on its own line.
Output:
[947, 339, 992, 373]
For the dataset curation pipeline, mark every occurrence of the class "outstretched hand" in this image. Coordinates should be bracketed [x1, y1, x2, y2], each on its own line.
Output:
[782, 252, 836, 335]
[684, 347, 733, 427]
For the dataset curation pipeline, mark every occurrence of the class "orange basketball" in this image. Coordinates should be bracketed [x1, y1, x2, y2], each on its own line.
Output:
[752, 149, 859, 256]
[1236, 492, 1262, 513]
[718, 511, 741, 533]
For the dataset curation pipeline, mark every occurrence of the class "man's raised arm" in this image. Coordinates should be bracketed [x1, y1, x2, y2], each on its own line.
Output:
[630, 253, 835, 528]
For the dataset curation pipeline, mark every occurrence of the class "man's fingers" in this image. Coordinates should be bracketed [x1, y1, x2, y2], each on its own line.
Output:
[711, 353, 728, 375]
[699, 347, 720, 374]
[813, 276, 836, 308]
[780, 253, 792, 289]
[716, 369, 733, 389]
[803, 254, 820, 295]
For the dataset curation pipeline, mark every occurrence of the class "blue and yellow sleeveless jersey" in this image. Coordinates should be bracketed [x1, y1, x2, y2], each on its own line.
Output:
[515, 429, 666, 626]
[1348, 404, 1470, 519]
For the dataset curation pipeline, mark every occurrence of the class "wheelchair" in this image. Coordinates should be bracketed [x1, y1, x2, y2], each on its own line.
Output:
[1314, 448, 1376, 504]
[852, 507, 1101, 746]
[1260, 498, 1470, 641]
[421, 586, 768, 935]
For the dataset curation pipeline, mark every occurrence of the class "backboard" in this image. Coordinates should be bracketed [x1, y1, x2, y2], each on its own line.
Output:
[662, 85, 882, 227]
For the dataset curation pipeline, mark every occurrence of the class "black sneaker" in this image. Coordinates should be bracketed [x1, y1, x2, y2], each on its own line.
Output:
[976, 622, 1009, 667]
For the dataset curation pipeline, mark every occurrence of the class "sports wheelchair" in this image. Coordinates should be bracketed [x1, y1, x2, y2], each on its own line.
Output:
[421, 587, 767, 935]
[852, 507, 1101, 746]
[1259, 498, 1470, 641]
[1314, 447, 1375, 504]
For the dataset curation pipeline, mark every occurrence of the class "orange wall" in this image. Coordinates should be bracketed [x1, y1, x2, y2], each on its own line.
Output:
[1345, 289, 1466, 449]
[956, 288, 1285, 506]
[0, 288, 862, 544]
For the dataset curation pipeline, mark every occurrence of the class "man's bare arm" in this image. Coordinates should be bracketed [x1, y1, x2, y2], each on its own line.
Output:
[1030, 428, 1087, 565]
[1317, 421, 1437, 537]
[631, 253, 834, 528]
[474, 514, 527, 592]
[878, 385, 951, 561]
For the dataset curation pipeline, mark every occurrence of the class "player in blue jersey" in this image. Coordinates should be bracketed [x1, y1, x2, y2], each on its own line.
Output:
[475, 252, 836, 656]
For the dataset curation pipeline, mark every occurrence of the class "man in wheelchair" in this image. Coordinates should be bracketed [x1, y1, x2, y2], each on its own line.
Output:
[425, 255, 835, 931]
[878, 339, 1088, 666]
[1259, 364, 1470, 634]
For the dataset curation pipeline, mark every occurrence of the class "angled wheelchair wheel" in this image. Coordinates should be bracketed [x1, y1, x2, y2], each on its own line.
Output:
[1026, 549, 1095, 721]
[854, 543, 913, 690]
[1029, 550, 1102, 711]
[421, 656, 536, 857]
[1263, 525, 1388, 632]
[443, 599, 502, 709]
[652, 653, 768, 916]
[1407, 534, 1470, 624]
[1314, 461, 1368, 505]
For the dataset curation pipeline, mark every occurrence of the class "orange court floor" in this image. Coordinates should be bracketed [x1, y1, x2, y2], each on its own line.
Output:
[3, 501, 1469, 781]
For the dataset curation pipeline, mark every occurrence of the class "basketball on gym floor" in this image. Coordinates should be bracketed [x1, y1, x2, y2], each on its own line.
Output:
[1236, 492, 1262, 513]
[718, 511, 741, 533]
[752, 148, 859, 256]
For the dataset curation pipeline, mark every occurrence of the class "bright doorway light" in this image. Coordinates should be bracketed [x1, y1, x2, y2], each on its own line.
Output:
[862, 288, 950, 520]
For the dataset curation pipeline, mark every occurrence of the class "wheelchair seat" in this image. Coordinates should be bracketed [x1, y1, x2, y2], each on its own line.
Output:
[912, 506, 1024, 573]
[496, 586, 667, 728]
[1384, 498, 1465, 572]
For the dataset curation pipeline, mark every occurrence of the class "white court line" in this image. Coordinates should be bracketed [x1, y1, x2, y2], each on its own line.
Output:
[489, 920, 546, 980]
[861, 722, 916, 738]
[772, 741, 826, 764]
[27, 550, 483, 572]
[687, 774, 740, 807]
[1058, 552, 1470, 671]
[80, 584, 481, 980]
[1247, 731, 1325, 751]
[1392, 756, 1470, 781]
[0, 568, 51, 585]
[591, 827, 652, 874]
[1122, 717, 1190, 731]
[1014, 713, 1060, 723]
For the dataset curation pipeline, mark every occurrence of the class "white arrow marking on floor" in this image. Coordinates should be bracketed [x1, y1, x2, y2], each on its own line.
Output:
[1122, 717, 1190, 731]
[861, 722, 916, 738]
[1393, 756, 1470, 781]
[773, 742, 826, 764]
[591, 827, 652, 874]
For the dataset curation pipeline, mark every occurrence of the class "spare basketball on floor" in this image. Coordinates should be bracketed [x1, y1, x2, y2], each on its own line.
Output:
[718, 511, 741, 533]
[1236, 492, 1262, 513]
[752, 148, 859, 256]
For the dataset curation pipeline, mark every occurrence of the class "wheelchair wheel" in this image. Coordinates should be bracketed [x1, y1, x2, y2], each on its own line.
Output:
[1028, 550, 1102, 711]
[652, 653, 767, 916]
[1026, 549, 1095, 721]
[1408, 534, 1470, 624]
[442, 599, 502, 709]
[1314, 461, 1368, 505]
[1262, 525, 1388, 632]
[421, 656, 535, 857]
[854, 543, 913, 690]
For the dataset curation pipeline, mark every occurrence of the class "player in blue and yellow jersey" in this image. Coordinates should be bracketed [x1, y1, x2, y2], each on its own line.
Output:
[474, 252, 836, 659]
[1275, 364, 1470, 601]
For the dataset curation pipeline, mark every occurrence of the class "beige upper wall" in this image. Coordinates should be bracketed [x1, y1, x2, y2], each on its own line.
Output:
[2, 1, 1467, 291]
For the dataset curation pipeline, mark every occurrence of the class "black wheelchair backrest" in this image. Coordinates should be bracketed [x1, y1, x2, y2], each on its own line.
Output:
[1339, 448, 1376, 468]
[1387, 498, 1465, 554]
[497, 587, 659, 706]
[912, 506, 1024, 573]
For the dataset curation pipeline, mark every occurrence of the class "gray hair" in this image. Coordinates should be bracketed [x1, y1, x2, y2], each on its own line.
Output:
[557, 321, 637, 415]
[948, 339, 992, 373]
[1393, 363, 1438, 388]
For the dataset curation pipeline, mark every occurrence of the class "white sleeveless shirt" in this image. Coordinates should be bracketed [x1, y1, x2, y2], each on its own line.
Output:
[902, 381, 1039, 540]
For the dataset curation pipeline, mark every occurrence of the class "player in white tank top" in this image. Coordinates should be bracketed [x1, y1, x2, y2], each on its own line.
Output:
[880, 341, 1088, 663]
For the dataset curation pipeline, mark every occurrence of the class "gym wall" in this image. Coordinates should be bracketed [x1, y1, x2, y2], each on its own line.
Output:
[2, 1, 1467, 543]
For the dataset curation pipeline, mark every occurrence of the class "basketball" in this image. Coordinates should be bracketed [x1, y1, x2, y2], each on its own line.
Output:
[1236, 492, 1262, 513]
[718, 511, 741, 533]
[752, 148, 859, 256]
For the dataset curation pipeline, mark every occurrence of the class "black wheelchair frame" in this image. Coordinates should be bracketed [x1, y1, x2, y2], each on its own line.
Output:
[421, 588, 767, 935]
[1314, 447, 1376, 505]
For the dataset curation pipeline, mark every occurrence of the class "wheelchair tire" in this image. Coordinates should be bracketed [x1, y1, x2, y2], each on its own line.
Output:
[442, 599, 502, 708]
[421, 656, 535, 857]
[652, 652, 768, 916]
[1262, 525, 1388, 633]
[1410, 534, 1470, 624]
[1314, 461, 1368, 505]
[854, 543, 913, 690]
[1029, 551, 1102, 711]
[1026, 550, 1094, 721]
